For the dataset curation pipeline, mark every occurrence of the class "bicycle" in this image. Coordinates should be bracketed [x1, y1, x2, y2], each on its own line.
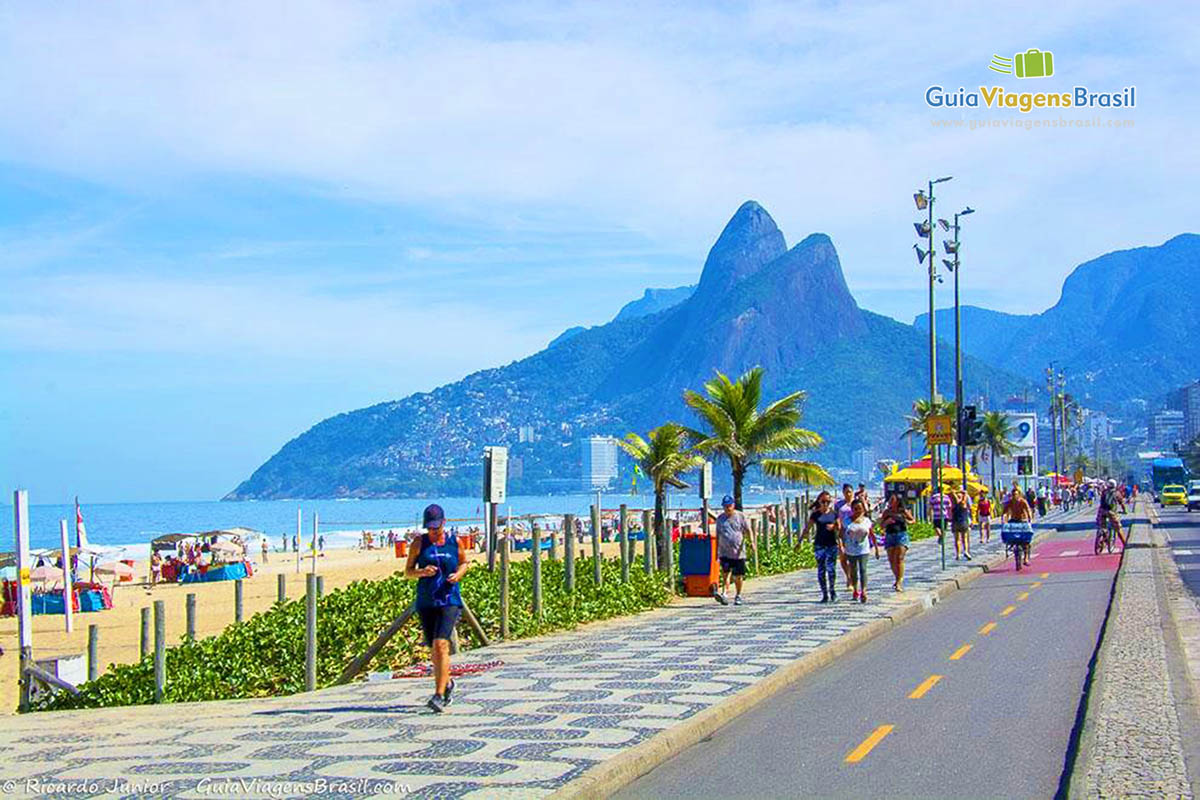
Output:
[1094, 513, 1119, 554]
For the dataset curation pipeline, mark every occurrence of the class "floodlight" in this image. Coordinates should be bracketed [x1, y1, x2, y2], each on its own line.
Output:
[943, 240, 958, 254]
[938, 218, 951, 231]
[913, 244, 927, 263]
[914, 190, 928, 210]
[960, 207, 975, 216]
[915, 222, 932, 238]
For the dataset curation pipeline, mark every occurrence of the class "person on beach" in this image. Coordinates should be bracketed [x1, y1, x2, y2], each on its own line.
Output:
[291, 534, 298, 553]
[150, 550, 162, 585]
[834, 484, 856, 588]
[405, 503, 468, 713]
[714, 495, 753, 606]
[950, 486, 973, 561]
[842, 499, 879, 602]
[977, 490, 993, 544]
[261, 538, 269, 564]
[801, 491, 840, 602]
[880, 494, 914, 592]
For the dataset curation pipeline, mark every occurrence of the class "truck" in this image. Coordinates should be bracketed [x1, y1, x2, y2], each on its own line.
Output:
[1151, 457, 1187, 497]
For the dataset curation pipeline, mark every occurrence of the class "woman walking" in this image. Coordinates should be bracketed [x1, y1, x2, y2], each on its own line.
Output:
[405, 503, 469, 713]
[977, 490, 993, 544]
[801, 491, 841, 603]
[842, 499, 879, 603]
[880, 494, 914, 592]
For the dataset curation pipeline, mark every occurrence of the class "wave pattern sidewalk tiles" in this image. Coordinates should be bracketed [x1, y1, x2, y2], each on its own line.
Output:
[0, 527, 1053, 799]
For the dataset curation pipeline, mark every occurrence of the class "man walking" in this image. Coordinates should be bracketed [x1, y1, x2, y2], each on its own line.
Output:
[928, 485, 951, 547]
[714, 495, 754, 606]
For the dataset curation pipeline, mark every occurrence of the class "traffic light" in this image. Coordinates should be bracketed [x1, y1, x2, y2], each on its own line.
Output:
[1017, 455, 1033, 476]
[961, 405, 981, 446]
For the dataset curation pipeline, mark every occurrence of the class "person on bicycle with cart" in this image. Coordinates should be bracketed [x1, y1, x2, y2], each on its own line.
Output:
[1002, 484, 1034, 568]
[1097, 479, 1127, 548]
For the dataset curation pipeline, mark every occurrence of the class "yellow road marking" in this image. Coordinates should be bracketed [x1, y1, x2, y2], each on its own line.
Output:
[1040, 572, 1050, 579]
[845, 724, 894, 763]
[1001, 605, 1017, 617]
[1031, 581, 1043, 588]
[949, 644, 973, 661]
[979, 622, 997, 635]
[1017, 591, 1030, 601]
[908, 675, 943, 699]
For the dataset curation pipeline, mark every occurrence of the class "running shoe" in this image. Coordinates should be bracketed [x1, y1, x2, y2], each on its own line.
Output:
[443, 679, 455, 707]
[819, 594, 829, 604]
[860, 592, 867, 603]
[734, 595, 744, 606]
[427, 694, 446, 714]
[712, 587, 728, 605]
[852, 590, 860, 601]
[964, 552, 972, 561]
[830, 590, 837, 602]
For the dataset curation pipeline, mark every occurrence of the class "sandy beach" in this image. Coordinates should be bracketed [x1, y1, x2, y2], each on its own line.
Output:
[0, 536, 637, 715]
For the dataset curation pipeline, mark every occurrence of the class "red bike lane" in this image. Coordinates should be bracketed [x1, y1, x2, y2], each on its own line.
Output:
[987, 536, 1123, 575]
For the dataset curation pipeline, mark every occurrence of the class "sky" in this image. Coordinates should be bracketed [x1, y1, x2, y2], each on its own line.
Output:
[2, 0, 1197, 503]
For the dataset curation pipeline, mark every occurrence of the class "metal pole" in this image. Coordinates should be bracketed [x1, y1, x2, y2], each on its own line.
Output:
[311, 511, 318, 575]
[59, 519, 74, 633]
[954, 213, 966, 493]
[235, 579, 244, 623]
[14, 490, 33, 713]
[295, 507, 301, 574]
[305, 573, 317, 691]
[316, 575, 324, 598]
[140, 607, 151, 659]
[499, 534, 510, 639]
[186, 592, 196, 640]
[487, 502, 498, 572]
[87, 624, 99, 682]
[277, 573, 286, 604]
[153, 599, 165, 702]
[590, 503, 602, 586]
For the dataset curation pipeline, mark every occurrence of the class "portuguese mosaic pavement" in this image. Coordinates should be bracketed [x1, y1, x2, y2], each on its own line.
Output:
[0, 528, 1049, 799]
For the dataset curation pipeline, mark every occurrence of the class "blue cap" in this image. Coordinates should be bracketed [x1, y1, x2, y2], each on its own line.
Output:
[721, 495, 735, 506]
[422, 504, 445, 528]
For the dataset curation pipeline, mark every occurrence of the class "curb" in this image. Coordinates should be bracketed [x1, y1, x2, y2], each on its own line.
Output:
[550, 522, 1062, 799]
[1064, 508, 1137, 800]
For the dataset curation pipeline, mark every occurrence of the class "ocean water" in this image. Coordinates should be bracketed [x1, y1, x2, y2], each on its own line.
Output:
[2, 490, 795, 556]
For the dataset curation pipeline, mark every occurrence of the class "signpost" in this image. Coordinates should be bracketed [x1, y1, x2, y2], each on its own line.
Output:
[484, 446, 508, 570]
[14, 490, 33, 712]
[59, 519, 74, 634]
[699, 461, 713, 536]
[926, 415, 954, 446]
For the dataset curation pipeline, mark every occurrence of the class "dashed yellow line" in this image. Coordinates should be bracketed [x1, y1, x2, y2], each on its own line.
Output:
[1001, 605, 1017, 617]
[949, 644, 973, 661]
[979, 622, 997, 635]
[908, 674, 943, 699]
[1017, 591, 1030, 601]
[1031, 581, 1043, 588]
[845, 724, 894, 763]
[1040, 572, 1050, 579]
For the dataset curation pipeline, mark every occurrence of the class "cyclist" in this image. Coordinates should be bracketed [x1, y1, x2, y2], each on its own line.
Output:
[1002, 485, 1034, 567]
[1097, 479, 1128, 548]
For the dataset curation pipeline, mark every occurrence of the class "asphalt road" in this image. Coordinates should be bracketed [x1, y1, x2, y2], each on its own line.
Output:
[1157, 504, 1200, 597]
[615, 510, 1120, 800]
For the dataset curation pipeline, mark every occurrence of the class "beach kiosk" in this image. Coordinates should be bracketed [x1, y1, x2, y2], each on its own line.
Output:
[152, 530, 255, 584]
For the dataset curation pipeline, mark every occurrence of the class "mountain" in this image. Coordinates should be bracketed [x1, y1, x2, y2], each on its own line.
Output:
[226, 201, 1031, 500]
[914, 233, 1200, 408]
[613, 285, 695, 321]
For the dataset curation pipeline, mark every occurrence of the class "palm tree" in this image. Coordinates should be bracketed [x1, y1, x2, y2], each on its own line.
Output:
[616, 423, 703, 558]
[682, 367, 833, 510]
[1069, 452, 1091, 477]
[979, 410, 1017, 496]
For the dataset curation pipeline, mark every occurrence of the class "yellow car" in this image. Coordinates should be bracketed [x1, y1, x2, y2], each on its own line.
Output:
[1161, 484, 1187, 506]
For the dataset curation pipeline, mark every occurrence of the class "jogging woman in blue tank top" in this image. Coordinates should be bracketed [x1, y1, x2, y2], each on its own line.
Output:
[405, 503, 469, 713]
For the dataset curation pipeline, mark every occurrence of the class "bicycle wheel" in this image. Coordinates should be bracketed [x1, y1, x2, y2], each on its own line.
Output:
[1107, 524, 1115, 554]
[1094, 529, 1104, 555]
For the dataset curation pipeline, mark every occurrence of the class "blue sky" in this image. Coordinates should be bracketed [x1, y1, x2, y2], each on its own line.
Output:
[2, 0, 1197, 502]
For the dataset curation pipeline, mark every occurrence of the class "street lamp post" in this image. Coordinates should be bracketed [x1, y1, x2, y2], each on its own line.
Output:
[941, 207, 975, 493]
[914, 176, 952, 570]
[1046, 366, 1065, 495]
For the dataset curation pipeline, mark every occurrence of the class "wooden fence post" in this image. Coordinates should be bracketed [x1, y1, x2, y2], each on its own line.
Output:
[277, 573, 286, 604]
[590, 503, 603, 586]
[619, 504, 630, 583]
[235, 579, 244, 623]
[499, 535, 510, 639]
[185, 593, 196, 640]
[305, 574, 317, 691]
[140, 607, 150, 660]
[642, 509, 655, 573]
[153, 600, 165, 702]
[532, 523, 543, 621]
[563, 513, 576, 593]
[87, 624, 99, 682]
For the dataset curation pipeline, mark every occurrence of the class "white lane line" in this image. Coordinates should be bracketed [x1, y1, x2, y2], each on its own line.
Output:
[1180, 563, 1200, 571]
[1061, 549, 1079, 557]
[1175, 549, 1194, 556]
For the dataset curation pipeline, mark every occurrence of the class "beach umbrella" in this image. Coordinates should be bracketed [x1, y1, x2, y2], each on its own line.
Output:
[30, 565, 60, 583]
[95, 561, 134, 579]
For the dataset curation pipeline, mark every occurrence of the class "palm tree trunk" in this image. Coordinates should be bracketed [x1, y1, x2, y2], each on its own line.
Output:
[654, 485, 666, 568]
[732, 464, 745, 511]
[990, 445, 997, 496]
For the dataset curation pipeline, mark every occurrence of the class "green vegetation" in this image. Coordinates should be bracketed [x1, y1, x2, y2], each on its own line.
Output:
[34, 522, 846, 712]
[617, 423, 703, 566]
